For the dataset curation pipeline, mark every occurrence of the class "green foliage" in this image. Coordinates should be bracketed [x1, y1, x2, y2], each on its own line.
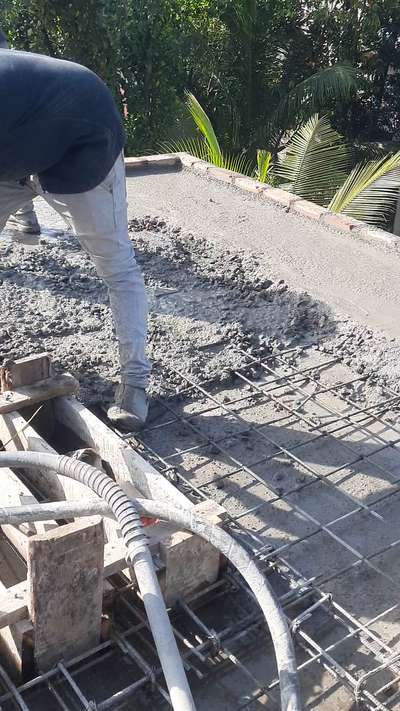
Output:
[275, 115, 350, 205]
[275, 64, 360, 130]
[329, 152, 400, 224]
[162, 94, 254, 176]
[272, 115, 400, 226]
[256, 150, 272, 184]
[1, 0, 400, 161]
[185, 91, 221, 159]
[0, 0, 118, 94]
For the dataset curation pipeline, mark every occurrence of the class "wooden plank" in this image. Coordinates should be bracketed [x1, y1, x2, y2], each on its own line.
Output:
[0, 412, 67, 501]
[0, 353, 50, 391]
[0, 581, 28, 629]
[0, 373, 79, 414]
[27, 517, 104, 671]
[0, 538, 129, 632]
[0, 545, 33, 682]
[0, 467, 57, 558]
[55, 397, 191, 508]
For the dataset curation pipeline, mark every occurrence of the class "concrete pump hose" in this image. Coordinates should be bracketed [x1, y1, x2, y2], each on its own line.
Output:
[0, 452, 302, 711]
[0, 451, 195, 711]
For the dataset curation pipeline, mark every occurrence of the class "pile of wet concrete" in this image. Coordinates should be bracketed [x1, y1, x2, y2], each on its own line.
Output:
[1, 213, 399, 413]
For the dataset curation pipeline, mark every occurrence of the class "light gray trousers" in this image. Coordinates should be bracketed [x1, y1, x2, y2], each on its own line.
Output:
[0, 155, 151, 388]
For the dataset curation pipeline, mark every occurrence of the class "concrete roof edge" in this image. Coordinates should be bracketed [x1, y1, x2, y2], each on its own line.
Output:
[125, 152, 399, 246]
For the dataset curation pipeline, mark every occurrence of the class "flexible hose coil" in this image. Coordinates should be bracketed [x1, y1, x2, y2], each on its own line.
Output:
[0, 451, 195, 711]
[0, 451, 302, 711]
[54, 454, 147, 560]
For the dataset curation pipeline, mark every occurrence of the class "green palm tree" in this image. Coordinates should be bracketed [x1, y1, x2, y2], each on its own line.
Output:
[329, 153, 400, 224]
[277, 115, 400, 225]
[274, 115, 349, 205]
[163, 92, 255, 177]
[167, 93, 400, 228]
[274, 64, 360, 130]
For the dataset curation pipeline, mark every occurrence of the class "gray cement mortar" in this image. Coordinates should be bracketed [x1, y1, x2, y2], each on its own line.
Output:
[0, 209, 329, 405]
[1, 199, 400, 414]
[1, 182, 400, 710]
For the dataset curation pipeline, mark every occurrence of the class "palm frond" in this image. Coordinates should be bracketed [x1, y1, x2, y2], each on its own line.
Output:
[275, 63, 359, 127]
[329, 151, 400, 225]
[256, 149, 272, 183]
[160, 137, 254, 176]
[160, 137, 210, 162]
[185, 91, 221, 159]
[275, 115, 349, 204]
[212, 151, 254, 176]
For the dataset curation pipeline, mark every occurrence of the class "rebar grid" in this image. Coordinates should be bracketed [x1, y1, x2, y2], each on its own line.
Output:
[131, 344, 400, 709]
[2, 345, 400, 709]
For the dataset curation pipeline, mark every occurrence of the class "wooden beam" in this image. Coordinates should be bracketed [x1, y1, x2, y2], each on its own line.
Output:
[0, 411, 67, 502]
[0, 538, 129, 631]
[0, 580, 28, 629]
[54, 397, 191, 508]
[0, 353, 50, 391]
[0, 374, 78, 415]
[27, 517, 104, 671]
[0, 410, 104, 504]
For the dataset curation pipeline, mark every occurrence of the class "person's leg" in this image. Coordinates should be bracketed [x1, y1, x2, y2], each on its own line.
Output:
[8, 198, 40, 234]
[0, 180, 38, 233]
[36, 155, 151, 428]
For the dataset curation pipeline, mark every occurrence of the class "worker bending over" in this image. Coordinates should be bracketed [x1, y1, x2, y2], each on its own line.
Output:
[0, 29, 41, 233]
[0, 44, 151, 430]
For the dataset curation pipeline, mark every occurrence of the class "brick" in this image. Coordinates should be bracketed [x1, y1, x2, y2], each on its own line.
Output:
[192, 159, 211, 174]
[146, 153, 180, 167]
[263, 188, 299, 208]
[178, 152, 198, 168]
[124, 157, 149, 169]
[357, 227, 399, 245]
[234, 176, 270, 193]
[321, 212, 364, 232]
[207, 165, 236, 183]
[124, 154, 180, 170]
[290, 199, 328, 220]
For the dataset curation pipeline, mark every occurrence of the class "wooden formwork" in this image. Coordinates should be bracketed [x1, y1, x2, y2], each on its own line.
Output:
[0, 354, 225, 681]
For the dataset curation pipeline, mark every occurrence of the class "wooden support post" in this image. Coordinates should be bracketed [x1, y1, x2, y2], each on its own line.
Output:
[0, 539, 129, 633]
[27, 517, 104, 671]
[158, 500, 226, 605]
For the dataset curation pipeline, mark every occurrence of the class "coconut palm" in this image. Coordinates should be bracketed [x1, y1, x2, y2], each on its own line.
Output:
[167, 93, 400, 227]
[274, 115, 350, 205]
[276, 115, 400, 225]
[163, 92, 255, 177]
